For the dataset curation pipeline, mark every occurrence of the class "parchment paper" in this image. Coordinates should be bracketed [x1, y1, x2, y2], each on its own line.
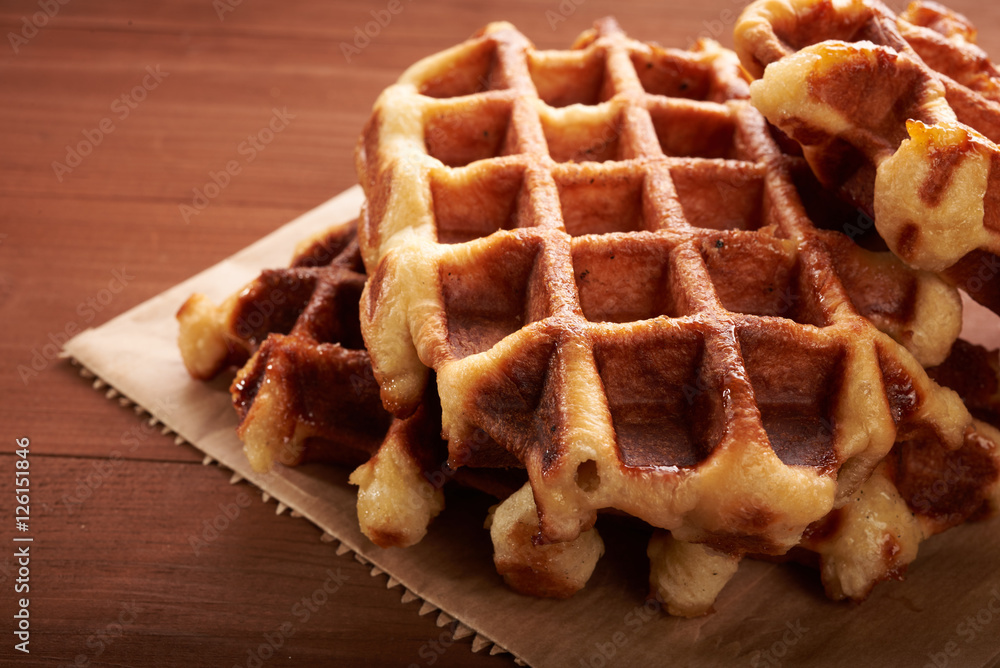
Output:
[64, 186, 1000, 668]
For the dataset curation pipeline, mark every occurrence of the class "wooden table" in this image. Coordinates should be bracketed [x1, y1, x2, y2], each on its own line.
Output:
[3, 0, 999, 665]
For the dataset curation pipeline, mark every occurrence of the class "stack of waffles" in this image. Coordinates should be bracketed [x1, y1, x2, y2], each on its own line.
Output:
[178, 2, 1000, 616]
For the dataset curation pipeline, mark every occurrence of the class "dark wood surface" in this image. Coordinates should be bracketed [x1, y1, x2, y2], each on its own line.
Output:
[2, 1, 999, 666]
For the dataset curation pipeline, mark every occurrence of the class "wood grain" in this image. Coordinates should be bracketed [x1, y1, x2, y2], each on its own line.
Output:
[2, 0, 999, 665]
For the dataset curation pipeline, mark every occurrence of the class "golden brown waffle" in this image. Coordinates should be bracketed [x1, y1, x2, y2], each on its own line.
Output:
[486, 482, 606, 600]
[172, 16, 1000, 617]
[500, 394, 1000, 615]
[928, 338, 1000, 425]
[177, 220, 390, 471]
[640, 342, 1000, 614]
[796, 426, 1000, 601]
[735, 0, 1000, 311]
[356, 17, 970, 568]
[176, 220, 448, 547]
[791, 339, 1000, 602]
[498, 342, 1000, 614]
[174, 212, 1000, 613]
[498, 408, 1000, 615]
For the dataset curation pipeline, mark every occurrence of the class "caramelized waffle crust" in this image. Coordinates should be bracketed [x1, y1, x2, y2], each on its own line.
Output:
[789, 339, 1000, 603]
[177, 220, 452, 548]
[356, 17, 975, 567]
[637, 337, 1000, 614]
[735, 0, 1000, 311]
[177, 220, 389, 471]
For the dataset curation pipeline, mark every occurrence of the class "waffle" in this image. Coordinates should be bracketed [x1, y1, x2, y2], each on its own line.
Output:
[644, 338, 1000, 614]
[795, 340, 1000, 602]
[734, 0, 1000, 312]
[495, 347, 1000, 615]
[797, 420, 1000, 601]
[176, 220, 448, 547]
[177, 220, 388, 470]
[560, 338, 1000, 615]
[356, 17, 971, 571]
[486, 481, 605, 599]
[497, 402, 1000, 615]
[928, 338, 1000, 425]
